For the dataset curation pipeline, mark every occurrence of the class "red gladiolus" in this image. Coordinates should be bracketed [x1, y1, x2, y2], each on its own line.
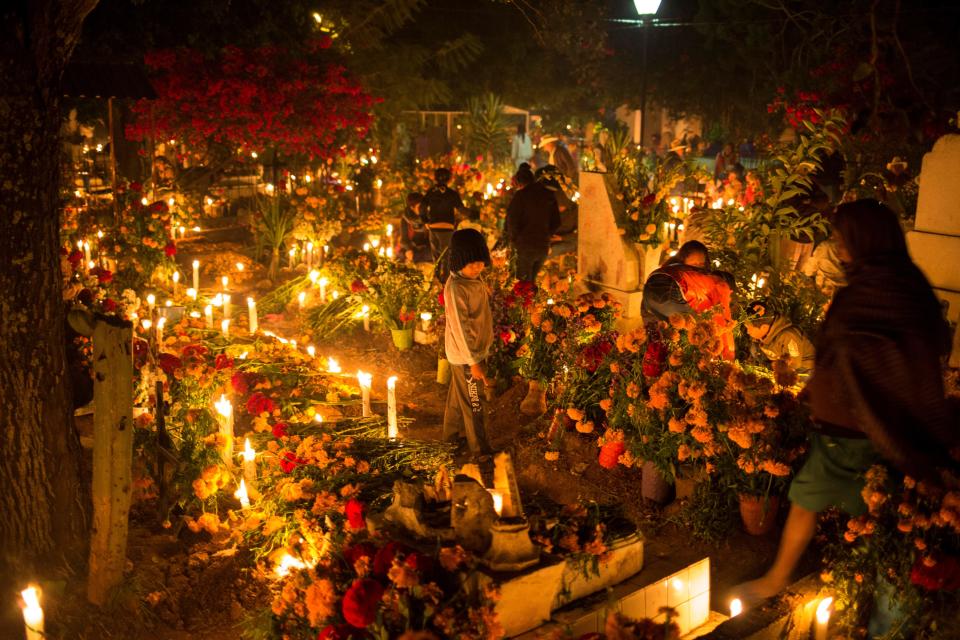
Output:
[271, 422, 288, 438]
[231, 371, 251, 394]
[181, 344, 209, 358]
[68, 249, 83, 267]
[350, 279, 367, 293]
[246, 392, 276, 415]
[642, 340, 666, 378]
[598, 441, 626, 469]
[437, 291, 445, 307]
[91, 266, 113, 284]
[343, 543, 376, 567]
[279, 451, 301, 473]
[910, 554, 960, 591]
[158, 352, 182, 376]
[341, 579, 384, 628]
[317, 624, 355, 640]
[103, 298, 117, 313]
[345, 499, 366, 530]
[373, 541, 406, 576]
[214, 353, 234, 370]
[164, 242, 177, 257]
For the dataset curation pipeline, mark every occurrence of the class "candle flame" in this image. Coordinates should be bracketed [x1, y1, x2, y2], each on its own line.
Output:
[21, 586, 41, 612]
[242, 437, 255, 461]
[274, 553, 307, 578]
[815, 597, 833, 624]
[387, 375, 397, 390]
[187, 288, 197, 300]
[234, 479, 250, 508]
[172, 271, 180, 283]
[488, 489, 503, 516]
[327, 357, 341, 373]
[215, 394, 232, 418]
[357, 371, 372, 388]
[730, 598, 743, 617]
[307, 345, 316, 357]
[309, 270, 320, 283]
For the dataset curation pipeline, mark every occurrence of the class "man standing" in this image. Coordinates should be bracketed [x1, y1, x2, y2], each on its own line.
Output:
[420, 167, 464, 282]
[505, 166, 560, 284]
[537, 135, 578, 182]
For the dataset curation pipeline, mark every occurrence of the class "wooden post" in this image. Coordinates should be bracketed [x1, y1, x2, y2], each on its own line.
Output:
[86, 315, 134, 605]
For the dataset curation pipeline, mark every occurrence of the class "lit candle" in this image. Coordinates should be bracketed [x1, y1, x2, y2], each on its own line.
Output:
[306, 345, 316, 358]
[332, 290, 339, 300]
[146, 293, 156, 315]
[306, 242, 314, 270]
[234, 478, 250, 509]
[83, 240, 92, 265]
[289, 246, 297, 267]
[241, 437, 256, 491]
[247, 297, 258, 333]
[318, 277, 328, 303]
[156, 317, 166, 345]
[729, 598, 743, 617]
[187, 287, 197, 301]
[386, 375, 398, 438]
[309, 269, 319, 284]
[221, 318, 230, 337]
[221, 275, 229, 293]
[204, 304, 214, 329]
[214, 394, 234, 468]
[386, 223, 393, 238]
[328, 357, 341, 373]
[223, 294, 232, 319]
[357, 371, 372, 417]
[362, 242, 371, 252]
[20, 585, 43, 640]
[179, 225, 186, 239]
[488, 489, 504, 517]
[420, 312, 433, 333]
[172, 270, 180, 295]
[192, 260, 200, 290]
[814, 597, 833, 640]
[298, 291, 306, 311]
[361, 305, 370, 332]
[235, 262, 244, 272]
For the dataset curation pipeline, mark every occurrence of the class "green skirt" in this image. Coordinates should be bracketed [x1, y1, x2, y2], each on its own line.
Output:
[788, 433, 878, 515]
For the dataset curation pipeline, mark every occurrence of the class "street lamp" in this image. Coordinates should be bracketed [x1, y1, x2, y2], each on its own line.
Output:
[634, 0, 662, 150]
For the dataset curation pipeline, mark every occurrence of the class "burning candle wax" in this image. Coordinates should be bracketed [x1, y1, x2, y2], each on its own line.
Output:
[204, 304, 214, 328]
[387, 376, 398, 438]
[328, 357, 341, 373]
[357, 371, 372, 417]
[221, 318, 230, 337]
[488, 489, 504, 516]
[214, 394, 234, 467]
[247, 297, 258, 333]
[223, 294, 232, 319]
[234, 478, 250, 508]
[192, 260, 200, 290]
[20, 585, 43, 640]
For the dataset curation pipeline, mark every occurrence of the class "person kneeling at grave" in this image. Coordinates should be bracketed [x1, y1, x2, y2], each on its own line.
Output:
[744, 299, 816, 385]
[442, 229, 494, 458]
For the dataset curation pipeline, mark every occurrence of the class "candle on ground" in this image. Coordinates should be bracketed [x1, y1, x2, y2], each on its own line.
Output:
[247, 297, 258, 333]
[306, 242, 314, 269]
[187, 287, 197, 301]
[221, 318, 230, 337]
[82, 240, 92, 264]
[357, 371, 372, 417]
[814, 597, 833, 640]
[172, 271, 180, 295]
[234, 478, 250, 508]
[298, 291, 306, 311]
[214, 394, 234, 468]
[241, 437, 256, 491]
[318, 277, 328, 303]
[20, 586, 43, 640]
[361, 305, 370, 332]
[306, 345, 316, 358]
[327, 357, 341, 373]
[223, 294, 232, 319]
[420, 312, 433, 333]
[221, 275, 229, 293]
[156, 317, 166, 345]
[146, 293, 156, 315]
[204, 304, 214, 328]
[386, 376, 398, 438]
[192, 260, 200, 290]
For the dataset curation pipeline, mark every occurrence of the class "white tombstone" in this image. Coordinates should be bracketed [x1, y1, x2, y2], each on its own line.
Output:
[577, 172, 661, 323]
[906, 134, 960, 366]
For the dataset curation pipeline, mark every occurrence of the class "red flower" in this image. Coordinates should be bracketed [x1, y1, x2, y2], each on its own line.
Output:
[164, 242, 177, 257]
[130, 181, 142, 192]
[404, 552, 433, 575]
[246, 392, 275, 415]
[181, 344, 209, 358]
[158, 352, 182, 376]
[317, 624, 355, 640]
[317, 34, 333, 49]
[373, 541, 407, 576]
[598, 440, 626, 469]
[343, 543, 376, 567]
[68, 249, 83, 267]
[345, 499, 366, 530]
[214, 353, 234, 370]
[642, 340, 666, 378]
[641, 193, 656, 208]
[231, 371, 252, 394]
[150, 201, 168, 213]
[271, 421, 288, 438]
[102, 298, 117, 313]
[398, 310, 416, 324]
[437, 291, 445, 307]
[279, 451, 302, 473]
[350, 279, 367, 293]
[341, 579, 384, 628]
[910, 554, 960, 591]
[90, 266, 113, 284]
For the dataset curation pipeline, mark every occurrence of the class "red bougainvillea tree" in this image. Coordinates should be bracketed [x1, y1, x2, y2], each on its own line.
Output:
[126, 40, 377, 159]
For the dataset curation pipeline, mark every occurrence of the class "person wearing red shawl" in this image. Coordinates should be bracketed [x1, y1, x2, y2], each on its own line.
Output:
[641, 241, 735, 359]
[736, 199, 958, 604]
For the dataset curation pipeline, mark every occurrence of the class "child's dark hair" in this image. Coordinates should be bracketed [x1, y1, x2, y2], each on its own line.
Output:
[406, 192, 423, 207]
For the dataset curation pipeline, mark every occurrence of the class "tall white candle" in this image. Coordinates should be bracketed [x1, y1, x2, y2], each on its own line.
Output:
[221, 275, 229, 293]
[420, 312, 433, 333]
[298, 291, 306, 312]
[221, 318, 230, 338]
[172, 271, 180, 295]
[814, 597, 833, 640]
[387, 376, 398, 438]
[192, 260, 200, 290]
[214, 394, 234, 468]
[357, 371, 372, 417]
[306, 242, 314, 270]
[82, 240, 92, 265]
[146, 293, 156, 315]
[241, 437, 256, 491]
[156, 317, 166, 345]
[318, 277, 328, 303]
[223, 294, 232, 319]
[361, 305, 370, 332]
[204, 304, 214, 328]
[20, 586, 43, 640]
[247, 297, 258, 333]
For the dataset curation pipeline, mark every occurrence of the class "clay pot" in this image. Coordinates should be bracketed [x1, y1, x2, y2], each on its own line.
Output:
[641, 460, 674, 505]
[519, 379, 547, 416]
[739, 494, 782, 535]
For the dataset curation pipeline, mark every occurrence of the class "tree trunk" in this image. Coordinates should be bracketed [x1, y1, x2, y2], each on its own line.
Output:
[0, 0, 100, 618]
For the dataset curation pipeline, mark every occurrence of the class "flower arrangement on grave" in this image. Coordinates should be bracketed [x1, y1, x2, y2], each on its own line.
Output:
[485, 265, 535, 392]
[601, 128, 695, 246]
[109, 196, 182, 291]
[354, 260, 433, 332]
[821, 457, 960, 638]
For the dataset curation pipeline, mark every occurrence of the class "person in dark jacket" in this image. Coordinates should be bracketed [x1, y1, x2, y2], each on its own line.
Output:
[506, 166, 561, 283]
[399, 192, 430, 263]
[421, 167, 464, 281]
[538, 136, 578, 182]
[736, 199, 957, 603]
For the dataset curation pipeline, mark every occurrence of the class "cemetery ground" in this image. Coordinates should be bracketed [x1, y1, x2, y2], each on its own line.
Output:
[50, 233, 796, 640]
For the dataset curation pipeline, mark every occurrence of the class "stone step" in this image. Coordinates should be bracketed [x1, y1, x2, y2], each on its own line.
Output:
[512, 555, 711, 638]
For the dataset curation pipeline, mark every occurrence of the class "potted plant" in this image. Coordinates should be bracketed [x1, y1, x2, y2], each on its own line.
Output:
[356, 260, 431, 350]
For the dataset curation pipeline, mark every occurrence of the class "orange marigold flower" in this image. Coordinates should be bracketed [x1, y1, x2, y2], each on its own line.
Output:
[626, 382, 640, 399]
[576, 420, 595, 434]
[668, 417, 686, 433]
[566, 407, 585, 422]
[599, 398, 612, 412]
[304, 578, 337, 626]
[545, 332, 558, 344]
[439, 545, 469, 571]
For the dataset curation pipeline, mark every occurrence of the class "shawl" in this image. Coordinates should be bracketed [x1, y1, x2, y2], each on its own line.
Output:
[807, 255, 957, 476]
